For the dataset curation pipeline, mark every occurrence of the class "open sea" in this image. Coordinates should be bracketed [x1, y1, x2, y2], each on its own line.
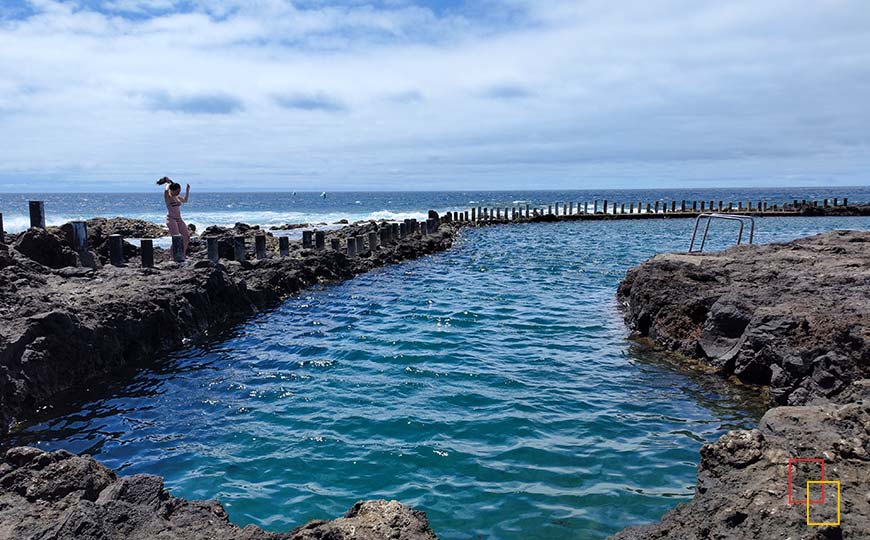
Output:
[3, 188, 870, 539]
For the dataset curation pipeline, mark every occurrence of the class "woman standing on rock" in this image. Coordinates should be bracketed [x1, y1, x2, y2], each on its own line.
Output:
[157, 177, 191, 253]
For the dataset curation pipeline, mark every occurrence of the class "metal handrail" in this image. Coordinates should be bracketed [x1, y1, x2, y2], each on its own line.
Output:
[689, 213, 755, 253]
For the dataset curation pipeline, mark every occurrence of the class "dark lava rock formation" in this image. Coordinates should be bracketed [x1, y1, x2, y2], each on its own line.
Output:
[610, 381, 869, 540]
[612, 230, 870, 539]
[618, 230, 869, 406]
[0, 446, 437, 540]
[0, 218, 459, 435]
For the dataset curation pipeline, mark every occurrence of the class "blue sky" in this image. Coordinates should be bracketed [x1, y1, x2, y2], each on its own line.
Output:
[1, 0, 869, 192]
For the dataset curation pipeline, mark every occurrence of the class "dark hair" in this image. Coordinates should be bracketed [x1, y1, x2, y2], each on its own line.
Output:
[169, 182, 181, 192]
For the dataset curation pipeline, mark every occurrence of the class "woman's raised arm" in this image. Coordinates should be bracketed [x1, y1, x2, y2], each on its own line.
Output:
[180, 184, 191, 203]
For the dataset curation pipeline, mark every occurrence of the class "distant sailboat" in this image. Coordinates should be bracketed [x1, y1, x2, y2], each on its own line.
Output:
[320, 192, 327, 198]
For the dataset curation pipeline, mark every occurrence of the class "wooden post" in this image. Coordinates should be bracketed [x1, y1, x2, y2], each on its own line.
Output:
[728, 202, 733, 211]
[471, 208, 476, 221]
[0, 212, 4, 242]
[330, 238, 340, 251]
[738, 202, 742, 210]
[700, 201, 705, 211]
[302, 230, 313, 249]
[391, 223, 399, 239]
[620, 203, 625, 214]
[278, 236, 289, 257]
[629, 203, 634, 214]
[255, 234, 266, 259]
[646, 202, 651, 213]
[400, 223, 407, 237]
[465, 210, 469, 221]
[347, 237, 357, 256]
[692, 201, 697, 211]
[207, 237, 220, 261]
[70, 221, 88, 252]
[602, 200, 607, 214]
[29, 200, 45, 229]
[584, 201, 589, 214]
[833, 197, 839, 207]
[843, 197, 848, 206]
[141, 239, 154, 267]
[234, 236, 246, 262]
[315, 230, 325, 250]
[718, 201, 723, 211]
[654, 201, 659, 213]
[368, 231, 379, 249]
[680, 200, 686, 212]
[172, 235, 185, 262]
[355, 235, 365, 254]
[108, 234, 124, 266]
[547, 205, 552, 215]
[568, 202, 573, 214]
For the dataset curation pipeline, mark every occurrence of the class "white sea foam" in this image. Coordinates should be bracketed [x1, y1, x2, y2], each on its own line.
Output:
[1, 209, 433, 234]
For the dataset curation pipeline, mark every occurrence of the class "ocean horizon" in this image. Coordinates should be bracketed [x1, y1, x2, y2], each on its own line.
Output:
[1, 186, 867, 234]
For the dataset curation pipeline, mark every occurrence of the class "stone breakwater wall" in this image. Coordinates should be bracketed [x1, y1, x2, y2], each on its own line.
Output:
[0, 446, 438, 540]
[0, 216, 459, 435]
[611, 230, 870, 539]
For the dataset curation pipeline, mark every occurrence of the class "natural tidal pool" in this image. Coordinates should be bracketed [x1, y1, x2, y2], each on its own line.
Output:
[12, 216, 870, 539]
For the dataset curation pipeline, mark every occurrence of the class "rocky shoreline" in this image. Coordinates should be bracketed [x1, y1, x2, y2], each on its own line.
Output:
[0, 446, 436, 540]
[613, 230, 869, 539]
[0, 215, 460, 538]
[0, 216, 459, 435]
[2, 213, 869, 539]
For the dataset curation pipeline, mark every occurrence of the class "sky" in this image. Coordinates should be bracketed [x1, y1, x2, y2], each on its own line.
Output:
[0, 0, 869, 192]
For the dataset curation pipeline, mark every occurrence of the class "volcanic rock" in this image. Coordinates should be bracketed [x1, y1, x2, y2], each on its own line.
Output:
[0, 446, 437, 540]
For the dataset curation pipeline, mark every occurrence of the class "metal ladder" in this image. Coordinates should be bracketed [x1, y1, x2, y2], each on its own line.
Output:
[688, 213, 755, 253]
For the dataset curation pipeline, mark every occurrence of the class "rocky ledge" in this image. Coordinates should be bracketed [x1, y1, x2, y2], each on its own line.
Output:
[613, 230, 870, 539]
[0, 217, 459, 435]
[617, 229, 869, 406]
[611, 380, 869, 539]
[0, 446, 437, 540]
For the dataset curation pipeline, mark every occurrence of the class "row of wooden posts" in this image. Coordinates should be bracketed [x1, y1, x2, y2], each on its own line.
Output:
[449, 197, 851, 221]
[0, 197, 856, 266]
[0, 200, 442, 268]
[0, 196, 854, 242]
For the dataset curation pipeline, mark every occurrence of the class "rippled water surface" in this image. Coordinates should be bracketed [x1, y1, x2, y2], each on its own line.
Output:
[12, 216, 870, 539]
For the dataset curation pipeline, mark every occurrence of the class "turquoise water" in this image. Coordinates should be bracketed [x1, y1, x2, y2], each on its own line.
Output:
[11, 216, 870, 539]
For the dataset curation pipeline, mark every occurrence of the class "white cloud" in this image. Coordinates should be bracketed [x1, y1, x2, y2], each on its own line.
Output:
[0, 0, 869, 191]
